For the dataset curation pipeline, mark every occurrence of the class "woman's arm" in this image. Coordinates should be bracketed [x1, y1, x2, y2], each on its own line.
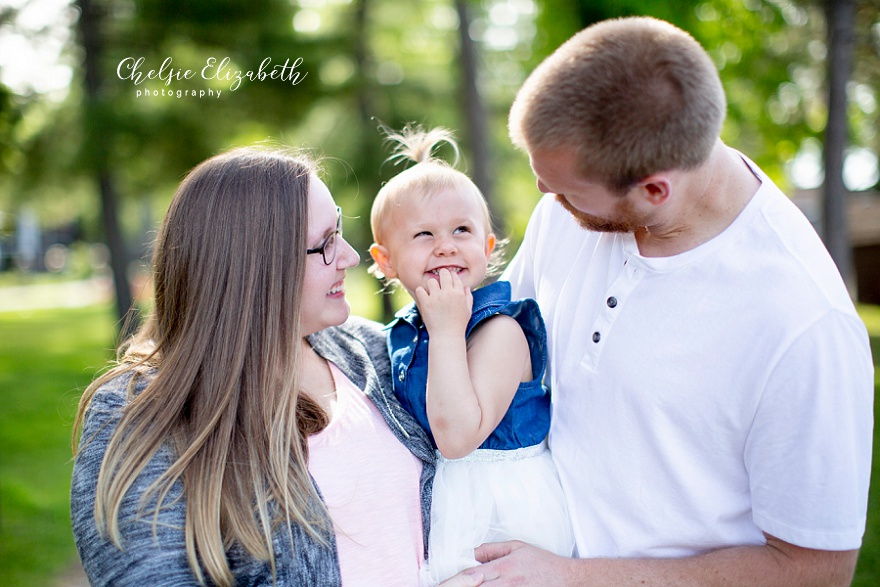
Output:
[418, 269, 532, 459]
[71, 385, 203, 587]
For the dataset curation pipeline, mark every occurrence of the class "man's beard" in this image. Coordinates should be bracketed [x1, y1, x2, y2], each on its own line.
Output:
[555, 193, 647, 233]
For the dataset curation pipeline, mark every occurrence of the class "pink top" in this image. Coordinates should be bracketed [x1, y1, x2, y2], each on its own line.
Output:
[308, 362, 424, 586]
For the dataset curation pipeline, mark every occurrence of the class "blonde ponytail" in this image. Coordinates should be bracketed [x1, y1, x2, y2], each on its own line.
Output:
[382, 124, 461, 168]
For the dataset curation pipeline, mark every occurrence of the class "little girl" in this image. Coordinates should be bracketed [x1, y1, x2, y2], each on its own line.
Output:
[369, 126, 574, 585]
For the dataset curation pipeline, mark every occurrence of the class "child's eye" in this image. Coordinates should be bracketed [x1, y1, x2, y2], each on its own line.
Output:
[415, 231, 432, 238]
[454, 226, 471, 234]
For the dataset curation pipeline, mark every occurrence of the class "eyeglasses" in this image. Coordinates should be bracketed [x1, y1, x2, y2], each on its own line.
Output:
[306, 207, 342, 265]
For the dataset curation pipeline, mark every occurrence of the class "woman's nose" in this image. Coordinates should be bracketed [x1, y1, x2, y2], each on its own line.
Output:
[337, 236, 360, 268]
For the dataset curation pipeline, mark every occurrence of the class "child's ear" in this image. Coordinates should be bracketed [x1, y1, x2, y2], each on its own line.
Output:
[485, 234, 496, 257]
[369, 243, 398, 278]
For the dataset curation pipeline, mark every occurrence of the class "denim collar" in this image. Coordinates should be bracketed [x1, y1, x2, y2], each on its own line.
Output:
[389, 280, 511, 331]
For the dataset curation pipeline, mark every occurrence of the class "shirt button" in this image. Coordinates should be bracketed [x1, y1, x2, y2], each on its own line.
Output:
[398, 370, 405, 382]
[592, 332, 601, 343]
[607, 296, 618, 308]
[413, 335, 418, 343]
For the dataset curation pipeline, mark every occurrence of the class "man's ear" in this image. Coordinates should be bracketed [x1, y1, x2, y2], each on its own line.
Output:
[637, 174, 671, 205]
[369, 243, 398, 278]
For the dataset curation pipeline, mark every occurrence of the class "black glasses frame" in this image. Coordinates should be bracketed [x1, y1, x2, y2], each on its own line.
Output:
[306, 207, 342, 265]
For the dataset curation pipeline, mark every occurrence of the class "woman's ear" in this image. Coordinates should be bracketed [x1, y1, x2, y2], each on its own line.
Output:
[369, 243, 398, 278]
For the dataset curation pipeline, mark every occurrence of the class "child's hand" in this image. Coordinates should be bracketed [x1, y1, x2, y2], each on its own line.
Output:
[415, 268, 473, 338]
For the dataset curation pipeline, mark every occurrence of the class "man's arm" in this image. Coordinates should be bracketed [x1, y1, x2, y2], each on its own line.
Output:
[445, 535, 858, 587]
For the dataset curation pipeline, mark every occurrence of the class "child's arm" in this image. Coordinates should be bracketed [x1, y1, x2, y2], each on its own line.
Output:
[416, 269, 533, 459]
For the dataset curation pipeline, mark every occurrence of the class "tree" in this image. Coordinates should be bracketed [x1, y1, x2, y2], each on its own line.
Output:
[76, 0, 136, 338]
[823, 0, 857, 286]
[455, 0, 499, 232]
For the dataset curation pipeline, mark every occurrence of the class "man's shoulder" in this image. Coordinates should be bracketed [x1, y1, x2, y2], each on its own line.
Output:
[744, 183, 857, 315]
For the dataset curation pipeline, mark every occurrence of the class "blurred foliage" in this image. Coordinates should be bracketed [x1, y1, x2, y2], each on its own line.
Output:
[0, 0, 877, 266]
[0, 83, 24, 178]
[852, 0, 880, 160]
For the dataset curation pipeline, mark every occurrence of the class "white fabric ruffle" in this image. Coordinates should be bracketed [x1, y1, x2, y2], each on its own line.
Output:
[422, 441, 574, 586]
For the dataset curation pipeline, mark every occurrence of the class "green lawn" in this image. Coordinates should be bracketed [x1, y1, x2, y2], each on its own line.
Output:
[0, 304, 115, 586]
[854, 305, 880, 586]
[0, 302, 877, 586]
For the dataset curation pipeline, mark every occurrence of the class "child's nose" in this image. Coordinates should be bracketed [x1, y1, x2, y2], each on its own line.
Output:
[433, 236, 457, 255]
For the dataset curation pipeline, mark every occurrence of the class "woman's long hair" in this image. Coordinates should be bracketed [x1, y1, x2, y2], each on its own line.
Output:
[73, 146, 330, 586]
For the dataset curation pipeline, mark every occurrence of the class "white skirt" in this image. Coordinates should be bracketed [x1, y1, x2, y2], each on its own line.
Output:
[422, 441, 574, 586]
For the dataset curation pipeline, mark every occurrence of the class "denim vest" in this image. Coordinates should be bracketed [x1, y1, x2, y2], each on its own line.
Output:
[387, 280, 550, 451]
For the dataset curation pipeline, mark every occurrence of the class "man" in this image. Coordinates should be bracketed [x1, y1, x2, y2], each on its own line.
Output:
[453, 16, 873, 587]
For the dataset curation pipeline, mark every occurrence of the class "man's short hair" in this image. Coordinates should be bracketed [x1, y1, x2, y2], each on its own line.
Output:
[509, 17, 726, 192]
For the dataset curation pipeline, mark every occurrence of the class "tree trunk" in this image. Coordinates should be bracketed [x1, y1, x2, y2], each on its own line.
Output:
[76, 0, 137, 339]
[822, 0, 856, 290]
[455, 0, 502, 234]
[352, 0, 395, 322]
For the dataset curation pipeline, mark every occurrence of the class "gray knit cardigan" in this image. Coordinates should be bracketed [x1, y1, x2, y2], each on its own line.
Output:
[71, 316, 435, 586]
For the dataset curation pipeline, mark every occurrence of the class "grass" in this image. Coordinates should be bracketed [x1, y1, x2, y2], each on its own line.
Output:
[854, 304, 880, 586]
[0, 301, 877, 586]
[0, 304, 115, 586]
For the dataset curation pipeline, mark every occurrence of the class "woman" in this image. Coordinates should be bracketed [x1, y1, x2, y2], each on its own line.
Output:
[71, 146, 435, 586]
